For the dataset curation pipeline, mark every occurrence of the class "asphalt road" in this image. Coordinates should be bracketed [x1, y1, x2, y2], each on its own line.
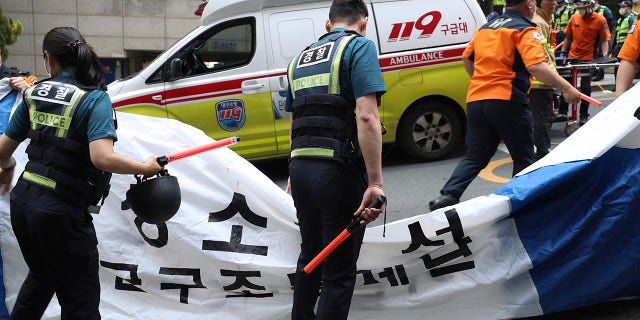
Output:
[254, 88, 640, 320]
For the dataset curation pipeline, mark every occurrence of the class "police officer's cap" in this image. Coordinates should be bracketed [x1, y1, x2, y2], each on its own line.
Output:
[619, 0, 633, 7]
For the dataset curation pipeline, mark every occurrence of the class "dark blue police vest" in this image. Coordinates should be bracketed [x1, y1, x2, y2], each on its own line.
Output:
[287, 31, 361, 164]
[22, 80, 111, 208]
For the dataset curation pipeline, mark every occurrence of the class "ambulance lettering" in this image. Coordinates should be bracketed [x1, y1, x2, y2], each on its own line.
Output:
[388, 11, 442, 42]
[389, 51, 445, 66]
[216, 99, 246, 132]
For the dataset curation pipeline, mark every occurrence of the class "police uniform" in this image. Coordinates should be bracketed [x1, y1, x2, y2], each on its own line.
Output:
[554, 2, 575, 46]
[285, 28, 385, 320]
[614, 12, 637, 56]
[618, 16, 640, 62]
[437, 9, 541, 201]
[5, 70, 115, 319]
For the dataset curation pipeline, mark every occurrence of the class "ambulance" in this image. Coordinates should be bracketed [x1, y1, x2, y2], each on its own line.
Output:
[107, 0, 486, 161]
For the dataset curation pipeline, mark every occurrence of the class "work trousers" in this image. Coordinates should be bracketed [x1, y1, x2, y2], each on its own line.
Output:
[529, 89, 553, 160]
[289, 158, 367, 320]
[440, 100, 535, 199]
[9, 179, 100, 320]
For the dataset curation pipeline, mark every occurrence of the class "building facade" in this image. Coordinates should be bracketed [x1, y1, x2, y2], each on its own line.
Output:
[1, 0, 202, 82]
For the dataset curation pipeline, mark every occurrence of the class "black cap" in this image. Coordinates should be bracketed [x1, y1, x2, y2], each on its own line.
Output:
[619, 0, 633, 7]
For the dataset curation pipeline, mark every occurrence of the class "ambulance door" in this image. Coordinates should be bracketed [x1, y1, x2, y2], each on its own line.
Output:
[265, 6, 329, 156]
[163, 15, 277, 160]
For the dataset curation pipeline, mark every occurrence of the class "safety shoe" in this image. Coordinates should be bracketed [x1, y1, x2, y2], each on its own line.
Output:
[428, 194, 459, 212]
[578, 114, 589, 126]
[554, 113, 568, 121]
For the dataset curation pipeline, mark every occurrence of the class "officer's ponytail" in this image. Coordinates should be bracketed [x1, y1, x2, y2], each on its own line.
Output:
[42, 27, 107, 90]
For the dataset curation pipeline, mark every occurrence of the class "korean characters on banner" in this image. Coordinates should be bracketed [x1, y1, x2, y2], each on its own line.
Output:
[100, 192, 276, 303]
[100, 201, 476, 306]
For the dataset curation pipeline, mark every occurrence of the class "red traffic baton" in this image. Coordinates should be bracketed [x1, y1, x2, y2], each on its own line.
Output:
[303, 195, 387, 275]
[156, 136, 240, 165]
[580, 93, 602, 107]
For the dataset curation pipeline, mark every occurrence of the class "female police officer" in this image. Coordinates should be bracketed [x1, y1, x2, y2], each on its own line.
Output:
[0, 27, 162, 319]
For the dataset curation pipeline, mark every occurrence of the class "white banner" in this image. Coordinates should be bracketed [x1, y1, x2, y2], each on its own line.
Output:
[2, 112, 542, 319]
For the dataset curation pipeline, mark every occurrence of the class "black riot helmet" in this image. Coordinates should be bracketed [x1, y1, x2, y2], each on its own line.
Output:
[121, 170, 181, 224]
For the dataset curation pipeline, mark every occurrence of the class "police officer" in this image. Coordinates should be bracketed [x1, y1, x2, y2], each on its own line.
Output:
[613, 1, 636, 57]
[285, 1, 386, 319]
[554, 0, 574, 47]
[429, 0, 581, 211]
[0, 27, 163, 319]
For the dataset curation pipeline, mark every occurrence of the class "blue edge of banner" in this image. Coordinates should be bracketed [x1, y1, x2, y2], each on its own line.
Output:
[0, 147, 637, 317]
[497, 146, 640, 315]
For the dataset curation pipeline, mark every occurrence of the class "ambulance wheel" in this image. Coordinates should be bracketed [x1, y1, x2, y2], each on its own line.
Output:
[398, 101, 463, 161]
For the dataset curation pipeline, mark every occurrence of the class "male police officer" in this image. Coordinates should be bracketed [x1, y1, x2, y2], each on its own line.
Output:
[285, 1, 386, 319]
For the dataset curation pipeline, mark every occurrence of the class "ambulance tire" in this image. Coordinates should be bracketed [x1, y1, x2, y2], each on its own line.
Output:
[397, 101, 463, 161]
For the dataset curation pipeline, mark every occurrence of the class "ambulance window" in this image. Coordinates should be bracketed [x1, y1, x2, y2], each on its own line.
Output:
[176, 17, 255, 78]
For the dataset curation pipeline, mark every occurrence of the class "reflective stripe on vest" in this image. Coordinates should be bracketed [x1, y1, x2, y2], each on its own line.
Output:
[555, 7, 574, 31]
[290, 147, 335, 158]
[22, 171, 56, 189]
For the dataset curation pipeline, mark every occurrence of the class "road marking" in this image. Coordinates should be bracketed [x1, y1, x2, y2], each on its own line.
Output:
[478, 158, 511, 184]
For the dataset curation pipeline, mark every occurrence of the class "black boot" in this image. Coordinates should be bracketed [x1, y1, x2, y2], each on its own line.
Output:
[429, 194, 459, 212]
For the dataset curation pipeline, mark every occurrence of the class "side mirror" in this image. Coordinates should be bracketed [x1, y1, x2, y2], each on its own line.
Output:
[168, 58, 184, 81]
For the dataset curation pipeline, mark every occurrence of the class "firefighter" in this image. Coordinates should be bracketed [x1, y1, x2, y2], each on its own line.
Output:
[615, 8, 640, 95]
[560, 0, 610, 125]
[531, 0, 559, 160]
[429, 0, 581, 211]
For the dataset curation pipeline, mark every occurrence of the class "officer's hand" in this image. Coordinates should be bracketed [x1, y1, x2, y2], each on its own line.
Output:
[0, 169, 14, 194]
[561, 85, 581, 105]
[142, 156, 164, 178]
[284, 176, 291, 194]
[8, 77, 29, 91]
[354, 185, 385, 225]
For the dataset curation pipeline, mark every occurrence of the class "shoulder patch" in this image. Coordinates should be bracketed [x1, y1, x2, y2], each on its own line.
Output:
[630, 23, 636, 35]
[532, 31, 542, 41]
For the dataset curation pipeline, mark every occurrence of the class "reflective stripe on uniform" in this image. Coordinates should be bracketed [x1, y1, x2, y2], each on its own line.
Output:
[329, 35, 356, 94]
[291, 73, 331, 92]
[23, 171, 57, 189]
[290, 147, 335, 158]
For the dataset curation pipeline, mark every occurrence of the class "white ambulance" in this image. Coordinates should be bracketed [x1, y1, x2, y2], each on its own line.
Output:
[107, 0, 486, 161]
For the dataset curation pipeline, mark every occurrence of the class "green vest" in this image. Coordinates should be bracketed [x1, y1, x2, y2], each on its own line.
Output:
[555, 6, 574, 32]
[616, 14, 636, 45]
[494, 0, 506, 6]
